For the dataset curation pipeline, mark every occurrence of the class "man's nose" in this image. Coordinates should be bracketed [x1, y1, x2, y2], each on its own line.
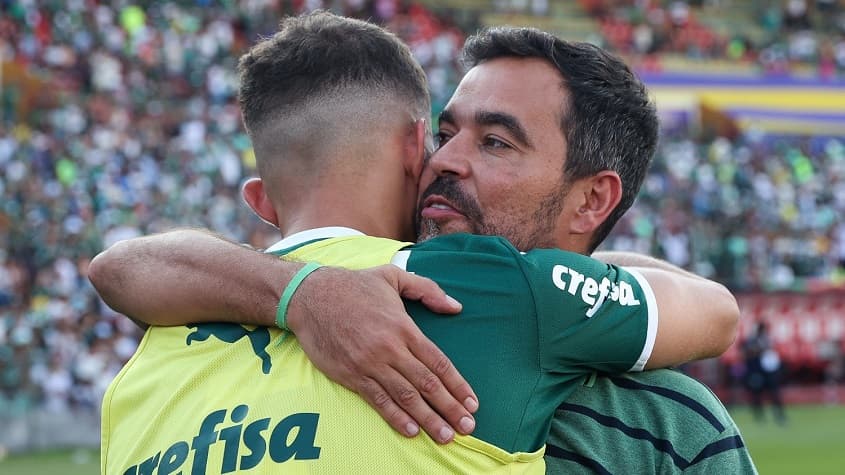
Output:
[428, 135, 471, 178]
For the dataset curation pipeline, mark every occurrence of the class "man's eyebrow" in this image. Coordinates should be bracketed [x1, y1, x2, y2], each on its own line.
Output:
[475, 111, 533, 149]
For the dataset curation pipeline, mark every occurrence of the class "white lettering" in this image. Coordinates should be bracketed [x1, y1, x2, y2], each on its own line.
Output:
[598, 278, 611, 302]
[580, 277, 598, 306]
[585, 278, 612, 318]
[551, 266, 642, 318]
[567, 269, 585, 296]
[552, 265, 569, 292]
[619, 281, 641, 306]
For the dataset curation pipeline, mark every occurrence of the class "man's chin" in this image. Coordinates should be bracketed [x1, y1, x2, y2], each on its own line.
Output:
[415, 220, 439, 242]
[416, 219, 472, 242]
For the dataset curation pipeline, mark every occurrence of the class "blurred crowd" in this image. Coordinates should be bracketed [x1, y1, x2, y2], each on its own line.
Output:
[755, 0, 845, 76]
[582, 0, 845, 75]
[1, 0, 843, 414]
[604, 132, 845, 291]
[0, 0, 463, 414]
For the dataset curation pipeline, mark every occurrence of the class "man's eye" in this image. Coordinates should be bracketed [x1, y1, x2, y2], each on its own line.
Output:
[483, 136, 511, 150]
[435, 131, 452, 149]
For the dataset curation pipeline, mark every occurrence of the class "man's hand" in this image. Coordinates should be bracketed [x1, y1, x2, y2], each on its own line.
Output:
[287, 264, 478, 444]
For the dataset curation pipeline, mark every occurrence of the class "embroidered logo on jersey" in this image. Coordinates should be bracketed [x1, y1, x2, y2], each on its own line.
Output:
[551, 265, 641, 318]
[186, 323, 273, 374]
[122, 404, 321, 475]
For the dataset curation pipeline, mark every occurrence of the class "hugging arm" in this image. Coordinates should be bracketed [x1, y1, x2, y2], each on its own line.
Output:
[593, 251, 740, 369]
[88, 228, 477, 444]
[89, 230, 283, 328]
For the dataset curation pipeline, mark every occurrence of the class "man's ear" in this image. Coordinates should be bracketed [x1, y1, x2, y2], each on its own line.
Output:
[242, 177, 279, 227]
[569, 171, 622, 235]
[403, 119, 430, 182]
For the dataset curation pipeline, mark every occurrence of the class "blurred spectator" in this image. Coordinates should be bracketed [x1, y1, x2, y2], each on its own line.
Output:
[819, 338, 844, 403]
[741, 321, 788, 424]
[784, 0, 811, 31]
[33, 353, 73, 414]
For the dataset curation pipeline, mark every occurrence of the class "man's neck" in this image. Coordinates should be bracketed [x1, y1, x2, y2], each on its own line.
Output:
[278, 192, 409, 242]
[282, 214, 389, 240]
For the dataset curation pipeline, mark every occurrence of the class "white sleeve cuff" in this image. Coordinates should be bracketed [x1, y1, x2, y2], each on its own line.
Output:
[624, 268, 658, 372]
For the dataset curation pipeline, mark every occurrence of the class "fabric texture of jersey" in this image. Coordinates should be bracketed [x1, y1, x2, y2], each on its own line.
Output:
[544, 369, 758, 474]
[101, 231, 657, 474]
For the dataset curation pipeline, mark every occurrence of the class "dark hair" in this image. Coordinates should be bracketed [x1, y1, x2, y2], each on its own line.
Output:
[237, 11, 430, 164]
[461, 27, 659, 251]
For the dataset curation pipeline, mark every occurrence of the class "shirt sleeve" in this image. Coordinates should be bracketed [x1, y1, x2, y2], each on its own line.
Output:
[397, 234, 658, 373]
[518, 248, 659, 373]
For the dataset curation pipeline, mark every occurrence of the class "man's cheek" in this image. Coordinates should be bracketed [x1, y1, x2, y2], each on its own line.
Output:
[417, 169, 436, 197]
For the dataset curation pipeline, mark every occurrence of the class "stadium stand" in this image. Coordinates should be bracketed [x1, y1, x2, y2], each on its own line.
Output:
[0, 0, 466, 451]
[1, 0, 844, 452]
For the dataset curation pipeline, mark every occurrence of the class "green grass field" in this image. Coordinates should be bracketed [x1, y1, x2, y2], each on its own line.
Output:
[730, 405, 845, 475]
[0, 447, 99, 475]
[1, 405, 844, 474]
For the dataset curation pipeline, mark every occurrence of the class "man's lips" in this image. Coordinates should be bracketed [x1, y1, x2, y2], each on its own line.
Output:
[420, 195, 465, 220]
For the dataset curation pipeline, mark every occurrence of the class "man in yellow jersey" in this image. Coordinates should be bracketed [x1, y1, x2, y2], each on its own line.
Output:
[90, 12, 752, 474]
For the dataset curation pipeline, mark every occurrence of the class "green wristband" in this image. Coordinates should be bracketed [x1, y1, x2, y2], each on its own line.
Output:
[276, 262, 323, 331]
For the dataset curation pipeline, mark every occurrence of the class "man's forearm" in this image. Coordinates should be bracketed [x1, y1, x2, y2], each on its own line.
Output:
[88, 229, 288, 327]
[592, 251, 706, 281]
[593, 252, 740, 368]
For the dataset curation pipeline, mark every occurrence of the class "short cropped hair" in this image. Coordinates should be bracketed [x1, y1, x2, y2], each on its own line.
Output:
[238, 11, 431, 175]
[462, 27, 659, 251]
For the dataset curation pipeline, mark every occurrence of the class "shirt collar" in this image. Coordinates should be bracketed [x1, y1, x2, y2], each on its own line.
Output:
[265, 226, 365, 253]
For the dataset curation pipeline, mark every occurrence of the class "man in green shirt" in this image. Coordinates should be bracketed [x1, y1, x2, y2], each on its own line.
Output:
[90, 13, 756, 473]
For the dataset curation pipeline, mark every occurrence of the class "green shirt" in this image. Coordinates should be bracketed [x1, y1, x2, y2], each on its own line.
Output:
[104, 229, 659, 474]
[545, 369, 758, 474]
[274, 231, 658, 453]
